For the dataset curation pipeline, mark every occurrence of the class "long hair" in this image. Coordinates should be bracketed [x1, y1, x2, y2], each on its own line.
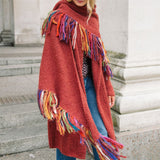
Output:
[67, 0, 95, 23]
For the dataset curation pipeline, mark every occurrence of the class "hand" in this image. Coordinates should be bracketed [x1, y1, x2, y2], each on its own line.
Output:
[108, 96, 115, 108]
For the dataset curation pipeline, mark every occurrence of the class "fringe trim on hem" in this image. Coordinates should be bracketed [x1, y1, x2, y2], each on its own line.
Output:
[37, 89, 127, 160]
[41, 10, 113, 79]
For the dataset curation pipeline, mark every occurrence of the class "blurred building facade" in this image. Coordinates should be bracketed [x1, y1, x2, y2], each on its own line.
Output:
[0, 0, 56, 46]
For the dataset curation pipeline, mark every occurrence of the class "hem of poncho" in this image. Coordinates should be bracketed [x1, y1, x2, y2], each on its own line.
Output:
[47, 141, 86, 159]
[37, 89, 127, 160]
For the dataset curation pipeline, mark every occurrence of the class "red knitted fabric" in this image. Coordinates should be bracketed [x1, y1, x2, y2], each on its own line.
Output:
[37, 0, 126, 159]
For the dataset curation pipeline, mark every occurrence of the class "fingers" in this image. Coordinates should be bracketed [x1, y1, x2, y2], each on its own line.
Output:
[108, 96, 112, 107]
[111, 96, 115, 107]
[108, 96, 115, 108]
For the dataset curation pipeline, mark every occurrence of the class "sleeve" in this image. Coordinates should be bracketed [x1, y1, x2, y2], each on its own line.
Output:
[105, 76, 115, 96]
[97, 17, 115, 96]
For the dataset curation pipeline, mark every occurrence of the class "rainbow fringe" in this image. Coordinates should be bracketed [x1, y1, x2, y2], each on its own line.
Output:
[41, 10, 113, 79]
[37, 89, 127, 160]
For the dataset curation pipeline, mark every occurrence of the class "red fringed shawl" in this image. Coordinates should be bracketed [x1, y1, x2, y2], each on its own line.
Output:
[37, 0, 126, 159]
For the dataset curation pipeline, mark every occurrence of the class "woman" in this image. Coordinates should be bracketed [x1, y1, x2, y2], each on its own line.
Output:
[37, 0, 126, 159]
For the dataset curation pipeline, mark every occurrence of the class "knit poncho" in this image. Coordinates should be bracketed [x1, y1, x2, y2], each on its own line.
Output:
[37, 0, 126, 159]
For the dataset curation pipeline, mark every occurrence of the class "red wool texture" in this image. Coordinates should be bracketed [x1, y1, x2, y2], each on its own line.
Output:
[37, 0, 126, 159]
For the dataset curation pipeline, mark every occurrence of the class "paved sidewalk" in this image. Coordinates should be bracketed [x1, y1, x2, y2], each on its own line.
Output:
[0, 74, 38, 98]
[0, 46, 43, 57]
[0, 147, 93, 160]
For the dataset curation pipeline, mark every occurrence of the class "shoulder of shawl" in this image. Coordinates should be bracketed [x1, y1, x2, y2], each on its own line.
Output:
[41, 9, 113, 79]
[41, 9, 100, 37]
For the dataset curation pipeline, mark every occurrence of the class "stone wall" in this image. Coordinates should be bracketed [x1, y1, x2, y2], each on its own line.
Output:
[0, 0, 14, 45]
[97, 0, 160, 133]
[13, 0, 41, 46]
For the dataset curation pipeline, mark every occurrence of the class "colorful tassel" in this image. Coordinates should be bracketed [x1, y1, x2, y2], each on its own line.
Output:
[72, 21, 78, 49]
[41, 10, 113, 79]
[41, 10, 59, 36]
[37, 89, 127, 160]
